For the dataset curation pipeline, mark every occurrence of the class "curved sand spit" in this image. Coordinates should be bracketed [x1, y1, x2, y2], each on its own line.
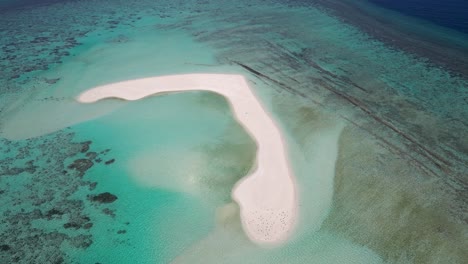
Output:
[77, 74, 297, 245]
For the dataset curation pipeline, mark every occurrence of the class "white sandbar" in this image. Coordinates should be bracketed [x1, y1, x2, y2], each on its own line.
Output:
[77, 74, 297, 245]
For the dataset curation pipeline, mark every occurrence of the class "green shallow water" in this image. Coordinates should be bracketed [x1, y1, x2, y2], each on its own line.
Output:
[0, 0, 467, 263]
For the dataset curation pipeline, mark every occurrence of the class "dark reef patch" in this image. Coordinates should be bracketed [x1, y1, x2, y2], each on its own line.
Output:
[100, 149, 111, 155]
[80, 141, 92, 153]
[102, 208, 116, 218]
[104, 158, 115, 165]
[69, 234, 93, 249]
[67, 158, 94, 176]
[0, 160, 37, 177]
[44, 77, 61, 84]
[0, 245, 10, 251]
[89, 182, 98, 191]
[63, 222, 82, 229]
[89, 192, 118, 204]
[63, 215, 91, 230]
[86, 151, 98, 160]
[45, 208, 64, 219]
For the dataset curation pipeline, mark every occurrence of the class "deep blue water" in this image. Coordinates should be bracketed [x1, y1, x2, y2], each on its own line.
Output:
[369, 0, 468, 34]
[2, 0, 468, 35]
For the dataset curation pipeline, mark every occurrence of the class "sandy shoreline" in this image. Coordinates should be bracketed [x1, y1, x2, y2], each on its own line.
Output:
[77, 74, 297, 245]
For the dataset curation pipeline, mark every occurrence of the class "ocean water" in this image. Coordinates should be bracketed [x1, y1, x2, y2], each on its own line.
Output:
[0, 0, 467, 263]
[369, 0, 468, 34]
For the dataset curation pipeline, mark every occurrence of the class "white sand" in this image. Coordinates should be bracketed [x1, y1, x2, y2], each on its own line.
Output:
[77, 74, 297, 245]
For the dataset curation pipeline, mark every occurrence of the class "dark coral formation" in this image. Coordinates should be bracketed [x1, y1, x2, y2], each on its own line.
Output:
[88, 192, 118, 204]
[0, 245, 10, 251]
[86, 151, 98, 160]
[67, 158, 94, 176]
[0, 131, 119, 263]
[0, 160, 37, 177]
[104, 158, 115, 165]
[69, 234, 93, 249]
[45, 208, 63, 219]
[63, 215, 91, 230]
[80, 140, 92, 153]
[102, 208, 116, 218]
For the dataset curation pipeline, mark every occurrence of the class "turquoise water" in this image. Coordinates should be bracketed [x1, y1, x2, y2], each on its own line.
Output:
[1, 0, 467, 263]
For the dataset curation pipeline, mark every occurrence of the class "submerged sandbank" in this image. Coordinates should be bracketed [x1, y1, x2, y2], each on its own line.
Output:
[77, 74, 297, 245]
